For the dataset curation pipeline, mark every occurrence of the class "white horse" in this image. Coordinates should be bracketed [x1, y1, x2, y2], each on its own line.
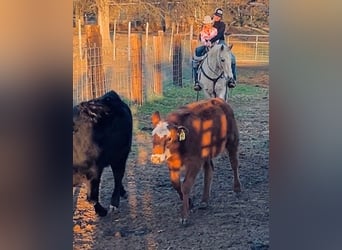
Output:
[196, 44, 236, 100]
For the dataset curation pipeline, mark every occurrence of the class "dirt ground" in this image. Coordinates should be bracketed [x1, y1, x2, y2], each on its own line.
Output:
[73, 64, 269, 250]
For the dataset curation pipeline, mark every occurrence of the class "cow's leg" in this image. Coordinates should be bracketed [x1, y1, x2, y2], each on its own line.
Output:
[109, 158, 127, 213]
[87, 168, 107, 217]
[169, 169, 182, 200]
[199, 159, 214, 209]
[227, 143, 241, 193]
[180, 164, 201, 225]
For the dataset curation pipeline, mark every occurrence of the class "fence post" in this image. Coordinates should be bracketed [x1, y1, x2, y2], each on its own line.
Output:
[189, 24, 193, 55]
[191, 40, 198, 54]
[130, 33, 143, 105]
[169, 24, 174, 62]
[128, 21, 131, 61]
[85, 25, 105, 99]
[173, 34, 182, 87]
[153, 34, 163, 95]
[145, 22, 149, 49]
[255, 35, 259, 61]
[78, 19, 82, 60]
[112, 19, 116, 61]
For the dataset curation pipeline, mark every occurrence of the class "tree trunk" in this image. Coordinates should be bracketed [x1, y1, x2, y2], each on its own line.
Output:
[96, 0, 112, 49]
[96, 0, 112, 65]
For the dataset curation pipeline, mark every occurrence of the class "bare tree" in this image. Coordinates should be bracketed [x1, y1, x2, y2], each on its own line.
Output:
[96, 0, 111, 48]
[73, 0, 269, 37]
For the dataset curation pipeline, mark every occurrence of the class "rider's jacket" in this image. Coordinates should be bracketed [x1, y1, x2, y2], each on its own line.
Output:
[210, 21, 226, 43]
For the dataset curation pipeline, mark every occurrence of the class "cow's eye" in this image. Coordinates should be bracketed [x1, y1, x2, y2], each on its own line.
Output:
[167, 137, 172, 142]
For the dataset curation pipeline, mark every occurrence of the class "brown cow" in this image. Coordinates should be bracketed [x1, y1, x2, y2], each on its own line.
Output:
[150, 98, 241, 225]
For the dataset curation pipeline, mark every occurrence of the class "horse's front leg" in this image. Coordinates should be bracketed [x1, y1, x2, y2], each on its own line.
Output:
[201, 81, 215, 99]
[214, 80, 228, 100]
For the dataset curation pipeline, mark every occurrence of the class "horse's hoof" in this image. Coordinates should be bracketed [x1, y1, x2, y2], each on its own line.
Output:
[194, 85, 202, 91]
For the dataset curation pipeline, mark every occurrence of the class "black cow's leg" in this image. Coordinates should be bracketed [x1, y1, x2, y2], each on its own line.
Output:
[110, 159, 127, 211]
[89, 179, 107, 217]
[120, 185, 128, 199]
[87, 168, 107, 217]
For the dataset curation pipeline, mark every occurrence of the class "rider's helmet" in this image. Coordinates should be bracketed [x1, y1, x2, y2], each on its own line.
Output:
[214, 8, 223, 18]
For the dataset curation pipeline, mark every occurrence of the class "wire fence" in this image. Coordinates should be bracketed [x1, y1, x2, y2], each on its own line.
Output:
[73, 27, 269, 105]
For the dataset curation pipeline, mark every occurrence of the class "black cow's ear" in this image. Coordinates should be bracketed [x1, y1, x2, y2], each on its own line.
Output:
[177, 126, 188, 141]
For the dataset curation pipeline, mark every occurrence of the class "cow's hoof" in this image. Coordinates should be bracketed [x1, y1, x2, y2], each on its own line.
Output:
[199, 201, 209, 209]
[108, 205, 119, 214]
[179, 218, 188, 226]
[94, 203, 108, 217]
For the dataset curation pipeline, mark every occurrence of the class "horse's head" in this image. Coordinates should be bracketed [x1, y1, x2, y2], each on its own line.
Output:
[216, 44, 236, 87]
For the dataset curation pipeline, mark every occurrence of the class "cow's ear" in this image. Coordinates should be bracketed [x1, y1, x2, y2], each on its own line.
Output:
[169, 128, 178, 142]
[177, 126, 188, 141]
[151, 111, 161, 127]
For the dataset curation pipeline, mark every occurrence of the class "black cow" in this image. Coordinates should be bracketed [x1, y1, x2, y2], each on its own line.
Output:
[73, 91, 132, 216]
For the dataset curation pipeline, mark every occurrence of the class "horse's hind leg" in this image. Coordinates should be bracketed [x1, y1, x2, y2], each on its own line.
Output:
[199, 159, 214, 209]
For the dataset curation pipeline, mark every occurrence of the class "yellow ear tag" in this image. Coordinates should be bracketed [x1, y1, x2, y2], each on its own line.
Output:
[179, 129, 186, 141]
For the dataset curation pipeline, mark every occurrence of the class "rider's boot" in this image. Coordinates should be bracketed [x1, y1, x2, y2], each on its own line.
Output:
[229, 51, 237, 88]
[192, 59, 202, 91]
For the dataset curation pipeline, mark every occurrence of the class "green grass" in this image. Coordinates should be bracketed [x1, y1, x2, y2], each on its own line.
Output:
[231, 84, 265, 96]
[133, 83, 264, 122]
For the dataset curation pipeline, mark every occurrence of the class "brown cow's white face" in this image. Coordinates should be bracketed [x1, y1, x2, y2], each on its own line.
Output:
[151, 121, 172, 164]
